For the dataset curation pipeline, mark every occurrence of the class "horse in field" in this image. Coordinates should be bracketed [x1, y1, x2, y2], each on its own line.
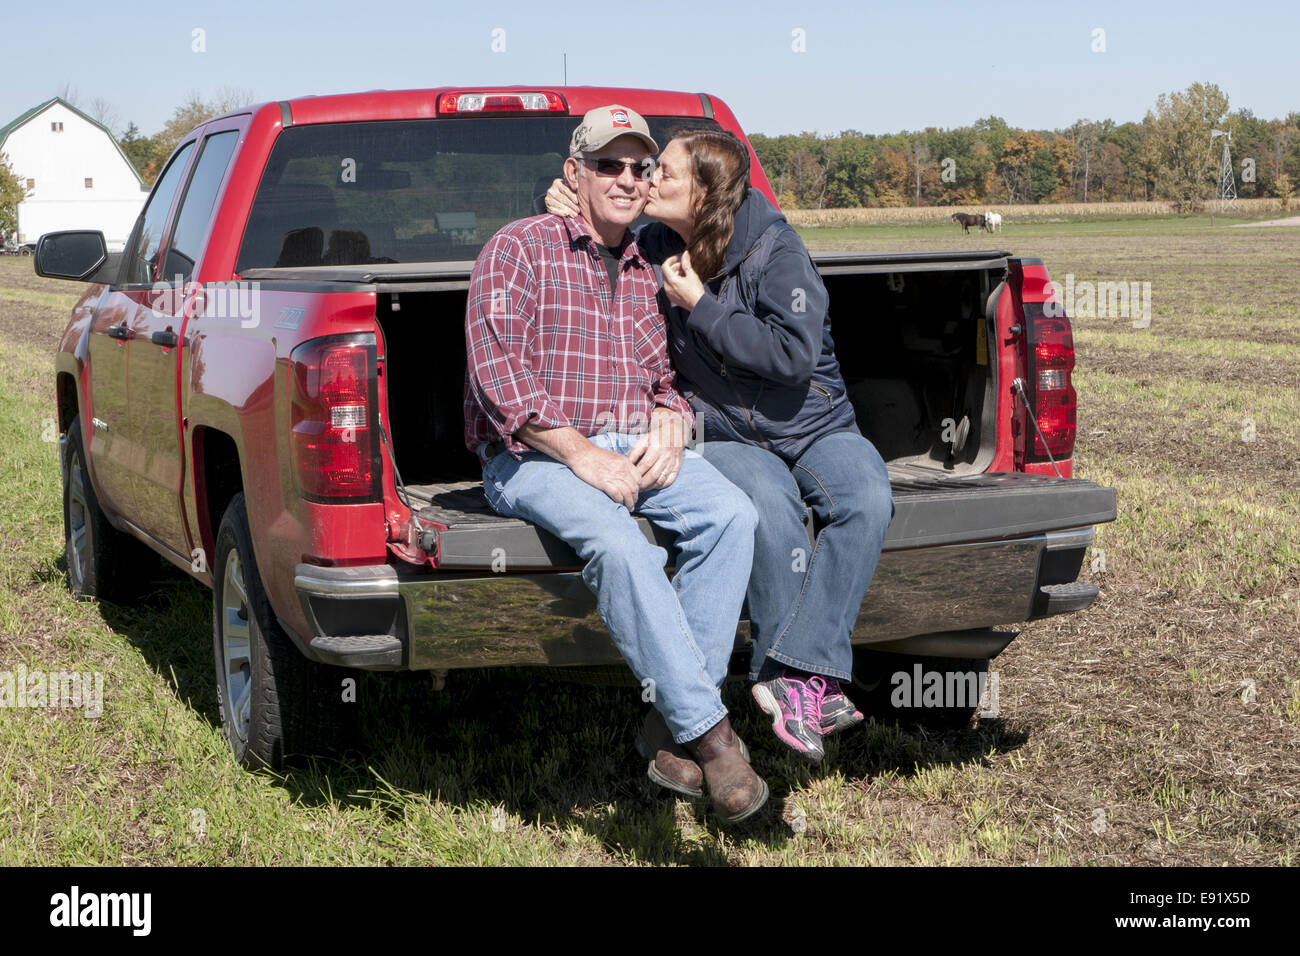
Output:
[985, 211, 1003, 232]
[951, 212, 987, 234]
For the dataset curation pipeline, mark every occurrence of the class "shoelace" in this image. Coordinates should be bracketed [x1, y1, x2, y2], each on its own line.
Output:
[802, 675, 827, 725]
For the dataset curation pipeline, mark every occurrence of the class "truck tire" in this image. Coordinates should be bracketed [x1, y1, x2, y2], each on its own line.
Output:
[851, 649, 991, 730]
[212, 494, 358, 769]
[62, 416, 157, 603]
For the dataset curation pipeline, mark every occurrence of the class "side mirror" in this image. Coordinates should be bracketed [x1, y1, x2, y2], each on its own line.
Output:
[34, 231, 113, 282]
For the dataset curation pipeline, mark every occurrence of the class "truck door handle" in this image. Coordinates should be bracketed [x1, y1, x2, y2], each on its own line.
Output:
[151, 330, 179, 348]
[107, 323, 132, 340]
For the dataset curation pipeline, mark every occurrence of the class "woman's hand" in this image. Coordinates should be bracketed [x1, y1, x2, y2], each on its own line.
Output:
[661, 251, 706, 311]
[544, 178, 580, 218]
[628, 409, 688, 490]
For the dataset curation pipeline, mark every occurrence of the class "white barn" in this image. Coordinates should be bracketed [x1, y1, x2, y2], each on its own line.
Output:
[0, 97, 147, 251]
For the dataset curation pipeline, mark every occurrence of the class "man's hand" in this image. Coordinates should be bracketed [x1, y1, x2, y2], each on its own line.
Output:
[518, 423, 643, 511]
[662, 251, 706, 311]
[544, 178, 580, 218]
[628, 409, 688, 491]
[567, 443, 644, 512]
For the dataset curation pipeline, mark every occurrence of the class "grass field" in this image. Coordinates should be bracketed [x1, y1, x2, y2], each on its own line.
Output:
[0, 215, 1297, 866]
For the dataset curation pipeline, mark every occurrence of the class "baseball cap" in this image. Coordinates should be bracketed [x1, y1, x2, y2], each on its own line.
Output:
[569, 105, 659, 156]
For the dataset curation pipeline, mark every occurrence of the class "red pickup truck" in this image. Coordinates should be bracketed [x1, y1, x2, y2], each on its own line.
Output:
[39, 86, 1115, 769]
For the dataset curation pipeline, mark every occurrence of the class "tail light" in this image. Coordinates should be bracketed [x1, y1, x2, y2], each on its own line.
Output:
[436, 91, 567, 114]
[290, 335, 380, 501]
[1026, 311, 1077, 461]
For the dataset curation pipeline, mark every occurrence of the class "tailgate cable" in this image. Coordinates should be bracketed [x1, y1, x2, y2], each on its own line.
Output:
[1012, 378, 1064, 478]
[380, 423, 416, 517]
[380, 424, 437, 555]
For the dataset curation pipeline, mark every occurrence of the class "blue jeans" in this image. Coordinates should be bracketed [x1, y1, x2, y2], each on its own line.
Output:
[696, 432, 895, 681]
[480, 432, 758, 743]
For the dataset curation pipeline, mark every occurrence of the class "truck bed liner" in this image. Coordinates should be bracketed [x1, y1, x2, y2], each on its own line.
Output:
[406, 471, 1116, 570]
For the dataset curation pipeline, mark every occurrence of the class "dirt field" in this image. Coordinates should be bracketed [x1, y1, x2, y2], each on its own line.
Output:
[1233, 216, 1300, 227]
[0, 216, 1296, 866]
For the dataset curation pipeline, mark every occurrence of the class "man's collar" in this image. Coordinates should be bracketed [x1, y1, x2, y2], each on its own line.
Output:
[559, 211, 594, 243]
[560, 214, 645, 265]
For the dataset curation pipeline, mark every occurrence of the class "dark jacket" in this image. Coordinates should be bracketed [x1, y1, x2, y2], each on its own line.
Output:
[637, 189, 859, 462]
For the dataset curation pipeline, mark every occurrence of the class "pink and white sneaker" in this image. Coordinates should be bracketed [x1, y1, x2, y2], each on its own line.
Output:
[751, 670, 826, 763]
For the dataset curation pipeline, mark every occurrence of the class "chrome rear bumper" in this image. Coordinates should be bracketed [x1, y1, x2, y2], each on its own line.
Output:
[291, 526, 1096, 671]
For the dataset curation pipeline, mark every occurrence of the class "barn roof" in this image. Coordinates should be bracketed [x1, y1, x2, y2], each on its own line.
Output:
[0, 96, 146, 189]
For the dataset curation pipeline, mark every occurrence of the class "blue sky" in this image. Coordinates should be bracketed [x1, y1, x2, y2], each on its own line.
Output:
[6, 0, 1297, 138]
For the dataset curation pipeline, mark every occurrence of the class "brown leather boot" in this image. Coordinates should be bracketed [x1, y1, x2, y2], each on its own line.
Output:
[635, 708, 704, 798]
[685, 716, 769, 824]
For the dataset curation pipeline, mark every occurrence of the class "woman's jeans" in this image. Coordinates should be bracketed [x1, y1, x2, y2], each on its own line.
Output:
[697, 431, 895, 681]
[481, 432, 758, 743]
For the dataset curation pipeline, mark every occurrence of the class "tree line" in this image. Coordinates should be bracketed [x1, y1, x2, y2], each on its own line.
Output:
[97, 81, 1299, 214]
[750, 82, 1296, 211]
[2, 80, 1295, 234]
[115, 88, 255, 185]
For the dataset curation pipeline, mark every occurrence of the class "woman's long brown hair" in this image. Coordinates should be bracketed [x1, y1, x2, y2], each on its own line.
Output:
[674, 129, 751, 281]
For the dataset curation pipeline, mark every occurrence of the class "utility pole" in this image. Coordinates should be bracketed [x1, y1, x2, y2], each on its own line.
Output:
[1211, 129, 1236, 221]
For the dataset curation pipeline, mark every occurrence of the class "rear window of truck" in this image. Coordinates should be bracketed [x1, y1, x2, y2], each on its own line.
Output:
[235, 115, 722, 271]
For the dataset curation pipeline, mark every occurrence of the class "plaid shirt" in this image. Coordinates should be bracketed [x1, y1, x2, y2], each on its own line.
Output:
[464, 213, 694, 460]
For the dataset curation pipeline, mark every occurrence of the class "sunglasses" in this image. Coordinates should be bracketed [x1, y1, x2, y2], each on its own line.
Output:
[578, 156, 657, 179]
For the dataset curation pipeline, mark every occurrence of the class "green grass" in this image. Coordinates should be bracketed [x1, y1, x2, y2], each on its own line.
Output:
[0, 287, 80, 311]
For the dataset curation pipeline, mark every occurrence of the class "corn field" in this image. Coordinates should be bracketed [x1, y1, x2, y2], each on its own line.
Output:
[784, 197, 1292, 226]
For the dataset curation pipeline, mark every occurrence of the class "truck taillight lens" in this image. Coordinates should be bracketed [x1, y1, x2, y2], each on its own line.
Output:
[1027, 312, 1077, 461]
[290, 337, 380, 501]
